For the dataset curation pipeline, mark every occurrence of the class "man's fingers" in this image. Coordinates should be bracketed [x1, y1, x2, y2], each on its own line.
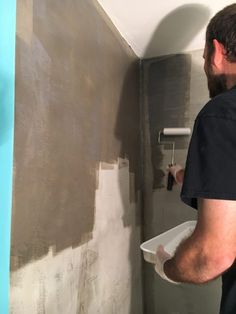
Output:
[166, 164, 183, 185]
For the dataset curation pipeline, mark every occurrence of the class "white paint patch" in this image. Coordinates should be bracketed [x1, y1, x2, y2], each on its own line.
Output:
[10, 158, 143, 314]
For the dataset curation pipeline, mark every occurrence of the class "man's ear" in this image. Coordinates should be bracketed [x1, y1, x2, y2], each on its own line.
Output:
[212, 39, 226, 72]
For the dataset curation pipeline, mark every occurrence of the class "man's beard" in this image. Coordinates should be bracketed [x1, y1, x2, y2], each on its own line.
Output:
[206, 63, 228, 98]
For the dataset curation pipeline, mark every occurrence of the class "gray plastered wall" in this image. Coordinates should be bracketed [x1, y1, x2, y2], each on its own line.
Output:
[10, 0, 143, 313]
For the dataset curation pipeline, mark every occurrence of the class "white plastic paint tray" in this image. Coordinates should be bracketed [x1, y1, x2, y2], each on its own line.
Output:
[140, 220, 197, 264]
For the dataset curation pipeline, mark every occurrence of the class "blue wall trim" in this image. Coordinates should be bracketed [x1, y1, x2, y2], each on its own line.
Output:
[0, 1, 17, 313]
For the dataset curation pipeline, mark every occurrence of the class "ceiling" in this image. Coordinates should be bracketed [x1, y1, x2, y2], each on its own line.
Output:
[97, 0, 234, 58]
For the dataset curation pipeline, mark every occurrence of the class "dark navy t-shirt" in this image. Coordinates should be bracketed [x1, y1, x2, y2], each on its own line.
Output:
[180, 86, 236, 314]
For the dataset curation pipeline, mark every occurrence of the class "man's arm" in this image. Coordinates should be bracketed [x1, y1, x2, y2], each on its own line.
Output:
[163, 198, 236, 284]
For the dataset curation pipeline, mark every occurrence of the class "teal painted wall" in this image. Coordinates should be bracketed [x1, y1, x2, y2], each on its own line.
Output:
[0, 1, 16, 313]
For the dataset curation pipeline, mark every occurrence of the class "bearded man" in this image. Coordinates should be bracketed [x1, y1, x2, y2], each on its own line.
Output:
[155, 5, 236, 314]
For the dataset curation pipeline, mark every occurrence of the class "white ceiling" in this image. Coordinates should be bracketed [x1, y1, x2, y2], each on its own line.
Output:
[97, 0, 234, 58]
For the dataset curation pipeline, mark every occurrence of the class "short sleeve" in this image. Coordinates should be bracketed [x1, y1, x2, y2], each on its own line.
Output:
[181, 115, 236, 209]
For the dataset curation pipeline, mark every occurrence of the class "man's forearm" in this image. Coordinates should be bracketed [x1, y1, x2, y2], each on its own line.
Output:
[163, 234, 231, 284]
[160, 181, 236, 284]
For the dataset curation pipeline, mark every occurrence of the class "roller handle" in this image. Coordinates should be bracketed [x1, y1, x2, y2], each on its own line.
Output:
[167, 164, 174, 191]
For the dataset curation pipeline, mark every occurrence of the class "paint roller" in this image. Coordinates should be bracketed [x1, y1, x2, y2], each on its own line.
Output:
[158, 128, 191, 191]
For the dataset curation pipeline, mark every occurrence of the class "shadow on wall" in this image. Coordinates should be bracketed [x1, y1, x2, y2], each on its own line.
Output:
[144, 4, 211, 59]
[142, 4, 211, 191]
[147, 54, 192, 190]
[117, 62, 142, 314]
[115, 61, 141, 206]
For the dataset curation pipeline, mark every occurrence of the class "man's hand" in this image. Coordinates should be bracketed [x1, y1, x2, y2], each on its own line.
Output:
[155, 245, 180, 284]
[168, 164, 184, 185]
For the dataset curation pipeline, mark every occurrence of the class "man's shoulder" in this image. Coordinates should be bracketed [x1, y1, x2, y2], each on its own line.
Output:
[196, 88, 236, 121]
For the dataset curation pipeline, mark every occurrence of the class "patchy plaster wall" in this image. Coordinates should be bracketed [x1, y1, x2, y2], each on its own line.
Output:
[11, 0, 142, 313]
[141, 50, 221, 314]
[11, 159, 142, 313]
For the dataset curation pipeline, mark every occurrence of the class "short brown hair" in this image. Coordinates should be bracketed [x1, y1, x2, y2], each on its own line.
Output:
[206, 4, 236, 63]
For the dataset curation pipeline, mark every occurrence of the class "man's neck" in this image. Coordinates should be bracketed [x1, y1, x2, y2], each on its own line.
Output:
[226, 79, 236, 90]
[225, 65, 236, 90]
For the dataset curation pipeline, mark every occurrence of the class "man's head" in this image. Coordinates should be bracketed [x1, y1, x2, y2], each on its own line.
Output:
[204, 4, 236, 98]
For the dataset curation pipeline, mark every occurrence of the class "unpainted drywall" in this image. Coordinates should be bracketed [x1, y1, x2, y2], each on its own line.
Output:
[11, 0, 142, 313]
[141, 50, 221, 314]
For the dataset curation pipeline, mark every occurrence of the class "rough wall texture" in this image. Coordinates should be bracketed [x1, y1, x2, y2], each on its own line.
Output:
[141, 50, 221, 314]
[10, 0, 142, 313]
